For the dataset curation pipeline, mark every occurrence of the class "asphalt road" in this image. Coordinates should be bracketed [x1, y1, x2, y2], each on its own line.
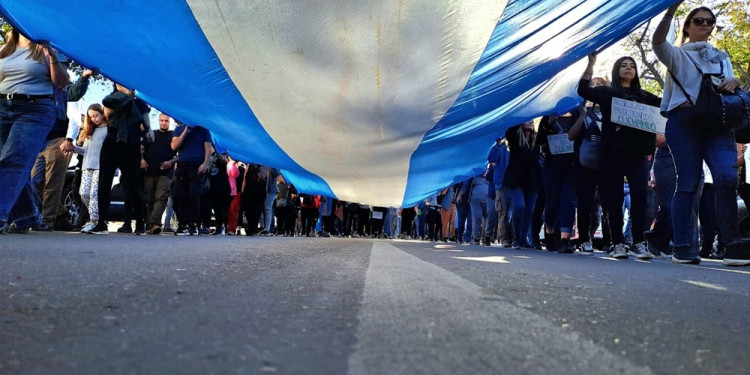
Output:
[2, 233, 749, 375]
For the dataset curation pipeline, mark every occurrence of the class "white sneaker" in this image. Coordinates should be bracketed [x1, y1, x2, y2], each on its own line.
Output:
[81, 222, 96, 233]
[611, 243, 629, 259]
[579, 241, 594, 255]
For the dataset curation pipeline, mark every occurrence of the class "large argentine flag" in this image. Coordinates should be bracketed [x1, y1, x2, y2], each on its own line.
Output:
[0, 1, 673, 207]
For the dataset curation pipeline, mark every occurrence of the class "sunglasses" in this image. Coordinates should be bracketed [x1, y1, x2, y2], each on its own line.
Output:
[692, 17, 716, 26]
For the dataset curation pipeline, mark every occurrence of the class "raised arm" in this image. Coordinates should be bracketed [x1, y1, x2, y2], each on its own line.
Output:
[653, 1, 683, 46]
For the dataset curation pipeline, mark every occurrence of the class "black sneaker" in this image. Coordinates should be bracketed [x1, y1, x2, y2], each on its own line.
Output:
[724, 241, 750, 266]
[174, 226, 190, 236]
[134, 227, 146, 235]
[671, 246, 700, 264]
[189, 224, 199, 236]
[7, 224, 30, 234]
[117, 224, 132, 233]
[89, 222, 109, 235]
[198, 227, 211, 235]
[483, 237, 491, 246]
[544, 236, 558, 252]
[163, 227, 175, 233]
[31, 221, 54, 232]
[558, 238, 574, 254]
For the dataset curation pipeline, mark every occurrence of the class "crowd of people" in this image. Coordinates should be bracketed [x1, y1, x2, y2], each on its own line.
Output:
[0, 2, 748, 267]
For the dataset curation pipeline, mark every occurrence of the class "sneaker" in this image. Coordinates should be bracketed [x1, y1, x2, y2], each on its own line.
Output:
[629, 242, 653, 260]
[174, 226, 190, 236]
[483, 237, 491, 246]
[149, 225, 162, 235]
[198, 227, 211, 235]
[189, 224, 199, 236]
[134, 227, 146, 235]
[213, 225, 226, 235]
[7, 223, 30, 234]
[723, 241, 750, 266]
[81, 222, 96, 233]
[117, 224, 132, 233]
[473, 240, 481, 246]
[31, 221, 54, 232]
[579, 241, 594, 256]
[532, 241, 543, 250]
[672, 256, 701, 264]
[558, 238, 575, 254]
[163, 227, 174, 233]
[258, 230, 270, 236]
[611, 243, 629, 259]
[89, 222, 109, 235]
[502, 240, 513, 248]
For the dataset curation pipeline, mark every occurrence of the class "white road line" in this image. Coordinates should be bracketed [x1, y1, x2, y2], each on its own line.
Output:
[348, 242, 653, 375]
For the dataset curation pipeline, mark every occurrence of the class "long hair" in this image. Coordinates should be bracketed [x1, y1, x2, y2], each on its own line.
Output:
[610, 56, 642, 93]
[681, 7, 716, 45]
[516, 122, 536, 149]
[0, 29, 45, 62]
[80, 104, 107, 142]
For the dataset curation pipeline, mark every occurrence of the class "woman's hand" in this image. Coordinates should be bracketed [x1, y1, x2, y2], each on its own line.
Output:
[587, 53, 597, 67]
[717, 77, 741, 93]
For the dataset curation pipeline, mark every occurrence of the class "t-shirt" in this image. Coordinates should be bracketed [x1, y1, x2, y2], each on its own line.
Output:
[144, 130, 176, 177]
[173, 125, 211, 164]
[0, 47, 52, 95]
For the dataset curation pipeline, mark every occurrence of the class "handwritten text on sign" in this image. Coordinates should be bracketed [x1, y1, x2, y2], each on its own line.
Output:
[548, 134, 574, 155]
[611, 97, 666, 134]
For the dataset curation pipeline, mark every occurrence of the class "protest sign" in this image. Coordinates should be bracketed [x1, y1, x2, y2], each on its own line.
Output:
[548, 134, 574, 155]
[611, 97, 666, 134]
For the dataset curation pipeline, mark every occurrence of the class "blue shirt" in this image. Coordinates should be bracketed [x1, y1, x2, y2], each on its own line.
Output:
[173, 125, 211, 164]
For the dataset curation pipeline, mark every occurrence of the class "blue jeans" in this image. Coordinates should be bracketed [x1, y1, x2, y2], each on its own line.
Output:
[507, 186, 537, 246]
[649, 146, 676, 248]
[455, 202, 472, 243]
[0, 98, 55, 224]
[666, 107, 739, 258]
[542, 160, 576, 234]
[263, 192, 276, 232]
[470, 196, 498, 241]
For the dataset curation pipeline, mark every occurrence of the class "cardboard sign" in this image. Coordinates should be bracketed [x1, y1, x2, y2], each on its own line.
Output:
[611, 97, 666, 134]
[371, 211, 384, 220]
[548, 134, 574, 155]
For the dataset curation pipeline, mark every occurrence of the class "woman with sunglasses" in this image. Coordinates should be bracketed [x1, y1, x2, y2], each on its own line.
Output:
[653, 1, 745, 265]
[577, 55, 661, 260]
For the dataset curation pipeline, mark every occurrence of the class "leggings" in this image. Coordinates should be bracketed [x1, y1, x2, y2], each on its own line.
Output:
[80, 169, 100, 221]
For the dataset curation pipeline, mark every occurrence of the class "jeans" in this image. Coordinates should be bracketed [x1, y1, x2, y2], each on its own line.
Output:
[666, 107, 739, 258]
[98, 139, 145, 227]
[455, 203, 472, 243]
[649, 146, 676, 248]
[173, 162, 205, 226]
[600, 155, 649, 244]
[574, 163, 600, 243]
[542, 160, 576, 234]
[470, 196, 498, 241]
[507, 186, 537, 246]
[0, 98, 55, 224]
[494, 188, 512, 243]
[263, 192, 276, 232]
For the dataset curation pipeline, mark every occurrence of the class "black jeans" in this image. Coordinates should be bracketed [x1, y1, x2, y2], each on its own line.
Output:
[600, 155, 649, 244]
[98, 140, 145, 227]
[174, 163, 205, 227]
[574, 163, 600, 243]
